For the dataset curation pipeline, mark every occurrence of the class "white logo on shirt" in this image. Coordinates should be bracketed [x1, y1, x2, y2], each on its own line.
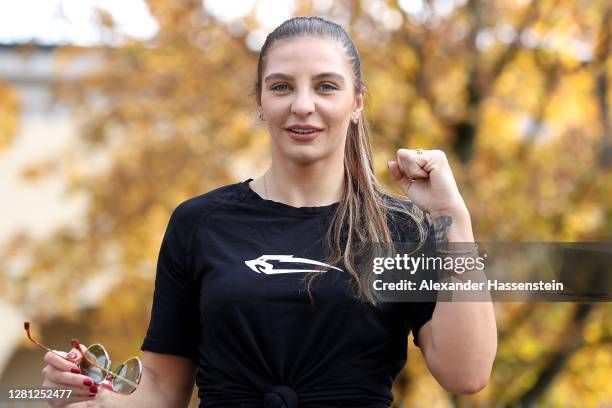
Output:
[244, 255, 343, 275]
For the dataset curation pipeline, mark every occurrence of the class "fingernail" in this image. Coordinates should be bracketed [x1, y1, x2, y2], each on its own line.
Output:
[67, 351, 78, 359]
[83, 379, 92, 387]
[70, 367, 81, 374]
[89, 385, 98, 394]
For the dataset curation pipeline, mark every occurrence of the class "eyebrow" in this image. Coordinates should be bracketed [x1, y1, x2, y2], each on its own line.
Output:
[264, 72, 346, 84]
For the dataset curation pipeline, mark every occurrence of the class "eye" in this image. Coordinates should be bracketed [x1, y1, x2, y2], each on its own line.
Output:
[319, 82, 338, 91]
[270, 83, 290, 91]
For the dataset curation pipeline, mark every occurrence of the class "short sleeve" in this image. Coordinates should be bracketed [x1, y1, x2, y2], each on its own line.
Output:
[407, 301, 436, 348]
[141, 204, 200, 360]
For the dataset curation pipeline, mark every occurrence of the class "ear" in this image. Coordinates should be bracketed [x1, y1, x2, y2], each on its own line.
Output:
[256, 104, 265, 121]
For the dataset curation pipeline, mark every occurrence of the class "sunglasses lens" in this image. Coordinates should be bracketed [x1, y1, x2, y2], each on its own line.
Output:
[112, 358, 141, 395]
[81, 345, 110, 384]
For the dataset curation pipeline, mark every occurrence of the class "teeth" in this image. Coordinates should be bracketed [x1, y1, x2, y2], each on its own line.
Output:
[289, 128, 317, 134]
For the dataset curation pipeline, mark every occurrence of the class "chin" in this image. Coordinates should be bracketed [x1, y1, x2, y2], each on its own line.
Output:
[277, 144, 328, 165]
[286, 149, 324, 164]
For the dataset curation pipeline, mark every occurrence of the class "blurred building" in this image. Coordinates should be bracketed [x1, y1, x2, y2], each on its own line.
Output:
[0, 44, 98, 245]
[0, 43, 100, 387]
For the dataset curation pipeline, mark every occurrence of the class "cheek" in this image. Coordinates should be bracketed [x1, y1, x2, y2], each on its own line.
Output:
[261, 91, 290, 108]
[328, 100, 354, 123]
[326, 109, 352, 131]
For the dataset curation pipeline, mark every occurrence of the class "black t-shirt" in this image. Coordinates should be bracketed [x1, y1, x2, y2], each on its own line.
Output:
[142, 179, 436, 408]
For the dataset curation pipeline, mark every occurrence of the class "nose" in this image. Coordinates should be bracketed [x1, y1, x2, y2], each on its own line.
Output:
[290, 90, 315, 117]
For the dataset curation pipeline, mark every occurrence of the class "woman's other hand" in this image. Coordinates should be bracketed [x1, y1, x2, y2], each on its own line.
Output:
[41, 345, 100, 407]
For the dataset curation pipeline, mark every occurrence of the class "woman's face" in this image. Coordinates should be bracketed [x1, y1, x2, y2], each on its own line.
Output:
[259, 36, 363, 165]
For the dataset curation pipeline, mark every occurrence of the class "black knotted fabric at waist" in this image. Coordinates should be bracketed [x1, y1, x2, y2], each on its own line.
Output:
[263, 385, 298, 408]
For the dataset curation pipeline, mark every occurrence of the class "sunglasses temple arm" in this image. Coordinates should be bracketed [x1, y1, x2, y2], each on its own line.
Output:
[30, 342, 71, 362]
[105, 370, 140, 389]
[25, 323, 81, 365]
[25, 332, 75, 363]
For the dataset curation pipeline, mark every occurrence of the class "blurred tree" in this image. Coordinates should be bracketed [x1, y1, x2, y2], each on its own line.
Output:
[4, 0, 610, 406]
[357, 0, 611, 406]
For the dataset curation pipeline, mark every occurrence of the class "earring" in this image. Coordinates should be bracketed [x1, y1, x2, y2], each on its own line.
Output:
[258, 112, 265, 121]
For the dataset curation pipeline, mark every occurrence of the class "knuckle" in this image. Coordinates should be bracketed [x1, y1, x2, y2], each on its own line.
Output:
[434, 149, 447, 159]
[398, 150, 414, 161]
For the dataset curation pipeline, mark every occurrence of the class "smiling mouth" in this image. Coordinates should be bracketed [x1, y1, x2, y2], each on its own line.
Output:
[286, 128, 322, 140]
[285, 127, 322, 134]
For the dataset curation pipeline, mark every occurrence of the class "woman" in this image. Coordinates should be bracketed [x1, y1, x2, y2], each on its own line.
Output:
[41, 16, 496, 407]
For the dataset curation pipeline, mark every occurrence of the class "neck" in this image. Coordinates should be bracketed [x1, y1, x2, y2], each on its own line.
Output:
[263, 158, 345, 207]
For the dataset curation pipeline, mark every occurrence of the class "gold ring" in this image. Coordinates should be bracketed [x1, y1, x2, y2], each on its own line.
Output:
[416, 148, 424, 155]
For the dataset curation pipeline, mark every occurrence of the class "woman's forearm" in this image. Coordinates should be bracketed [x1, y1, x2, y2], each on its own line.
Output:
[425, 208, 497, 394]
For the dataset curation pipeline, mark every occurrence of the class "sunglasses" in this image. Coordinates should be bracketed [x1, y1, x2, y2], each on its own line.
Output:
[24, 322, 142, 394]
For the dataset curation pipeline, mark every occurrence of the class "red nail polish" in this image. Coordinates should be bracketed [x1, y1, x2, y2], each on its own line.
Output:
[70, 367, 81, 374]
[83, 379, 92, 387]
[89, 386, 98, 394]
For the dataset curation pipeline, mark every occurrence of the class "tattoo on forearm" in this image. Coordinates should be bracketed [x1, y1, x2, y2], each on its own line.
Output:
[432, 215, 453, 244]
